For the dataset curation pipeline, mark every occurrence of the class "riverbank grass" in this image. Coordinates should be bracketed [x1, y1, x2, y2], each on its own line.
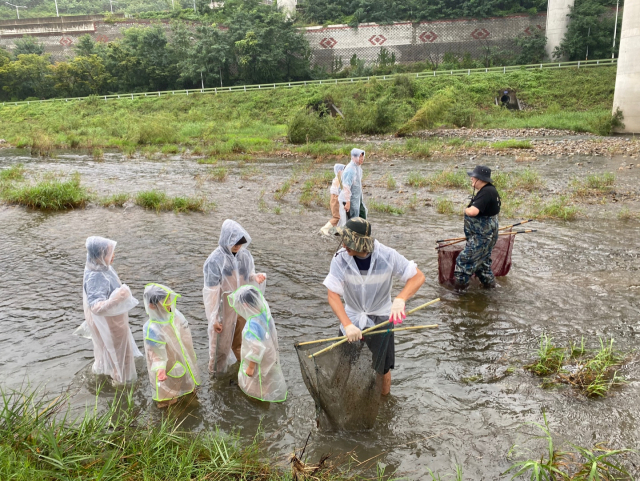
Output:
[525, 335, 629, 397]
[135, 190, 208, 212]
[0, 388, 285, 481]
[1, 174, 90, 210]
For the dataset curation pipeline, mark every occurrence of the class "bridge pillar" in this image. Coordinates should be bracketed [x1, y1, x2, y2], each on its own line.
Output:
[545, 0, 575, 59]
[613, 0, 640, 133]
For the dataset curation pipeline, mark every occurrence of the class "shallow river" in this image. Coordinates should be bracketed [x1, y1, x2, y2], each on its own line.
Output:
[1, 149, 639, 479]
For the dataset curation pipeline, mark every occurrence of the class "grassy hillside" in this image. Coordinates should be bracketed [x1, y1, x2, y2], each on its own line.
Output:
[0, 66, 617, 153]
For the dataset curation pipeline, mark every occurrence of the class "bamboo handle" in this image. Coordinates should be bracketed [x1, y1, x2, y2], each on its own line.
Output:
[364, 324, 438, 335]
[435, 229, 536, 250]
[308, 298, 440, 358]
[436, 219, 533, 243]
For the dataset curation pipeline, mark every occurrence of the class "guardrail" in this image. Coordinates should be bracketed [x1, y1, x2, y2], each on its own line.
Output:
[1, 58, 617, 108]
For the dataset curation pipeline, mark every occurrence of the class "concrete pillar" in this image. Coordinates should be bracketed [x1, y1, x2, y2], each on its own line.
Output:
[277, 0, 296, 17]
[545, 0, 575, 59]
[612, 0, 640, 133]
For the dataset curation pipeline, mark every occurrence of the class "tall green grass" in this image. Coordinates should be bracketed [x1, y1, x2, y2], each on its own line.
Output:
[0, 387, 284, 480]
[135, 190, 208, 212]
[1, 174, 90, 210]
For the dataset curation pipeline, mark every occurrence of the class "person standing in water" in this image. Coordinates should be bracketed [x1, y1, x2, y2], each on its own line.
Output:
[227, 285, 287, 402]
[203, 220, 266, 375]
[453, 165, 501, 291]
[143, 283, 201, 408]
[320, 163, 346, 236]
[79, 236, 141, 385]
[339, 149, 367, 220]
[323, 218, 425, 395]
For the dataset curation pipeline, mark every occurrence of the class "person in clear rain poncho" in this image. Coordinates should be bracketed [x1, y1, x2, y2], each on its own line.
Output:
[143, 284, 201, 408]
[203, 220, 266, 375]
[78, 236, 141, 385]
[228, 285, 287, 402]
[338, 148, 367, 220]
[320, 163, 347, 236]
[324, 218, 425, 395]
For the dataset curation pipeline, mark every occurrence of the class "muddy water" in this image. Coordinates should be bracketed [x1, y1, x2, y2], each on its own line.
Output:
[1, 149, 639, 479]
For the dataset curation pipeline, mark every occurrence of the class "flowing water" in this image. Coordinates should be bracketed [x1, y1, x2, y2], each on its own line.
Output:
[1, 148, 639, 479]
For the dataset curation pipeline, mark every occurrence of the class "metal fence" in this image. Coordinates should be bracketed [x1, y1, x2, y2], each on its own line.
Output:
[0, 58, 617, 108]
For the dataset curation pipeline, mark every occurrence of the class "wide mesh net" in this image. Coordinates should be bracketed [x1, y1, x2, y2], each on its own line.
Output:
[295, 330, 393, 431]
[437, 230, 515, 284]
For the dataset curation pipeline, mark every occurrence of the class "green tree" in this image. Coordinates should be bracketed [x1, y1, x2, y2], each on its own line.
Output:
[0, 54, 53, 100]
[51, 55, 113, 97]
[225, 0, 310, 84]
[0, 48, 10, 67]
[173, 23, 230, 88]
[515, 31, 547, 64]
[554, 0, 621, 60]
[13, 36, 45, 56]
[74, 34, 97, 57]
[104, 26, 179, 91]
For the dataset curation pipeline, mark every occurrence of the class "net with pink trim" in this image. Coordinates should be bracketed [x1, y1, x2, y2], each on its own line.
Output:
[437, 228, 515, 284]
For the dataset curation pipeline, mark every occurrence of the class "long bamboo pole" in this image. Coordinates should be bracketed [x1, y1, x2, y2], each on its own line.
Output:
[308, 298, 440, 358]
[364, 324, 438, 336]
[435, 219, 533, 244]
[434, 229, 536, 250]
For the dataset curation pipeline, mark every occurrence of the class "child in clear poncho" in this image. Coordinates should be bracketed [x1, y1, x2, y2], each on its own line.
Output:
[320, 164, 346, 235]
[203, 220, 266, 376]
[227, 285, 287, 402]
[143, 284, 201, 408]
[78, 236, 141, 385]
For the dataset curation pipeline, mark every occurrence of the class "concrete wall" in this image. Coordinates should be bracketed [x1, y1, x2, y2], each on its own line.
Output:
[612, 0, 640, 133]
[545, 0, 575, 59]
[0, 13, 546, 64]
[307, 14, 547, 69]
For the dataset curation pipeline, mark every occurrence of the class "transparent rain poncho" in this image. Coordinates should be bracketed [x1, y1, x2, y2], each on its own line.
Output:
[330, 164, 347, 227]
[143, 284, 201, 403]
[338, 160, 367, 219]
[77, 236, 141, 385]
[323, 240, 418, 334]
[203, 220, 266, 375]
[228, 285, 287, 402]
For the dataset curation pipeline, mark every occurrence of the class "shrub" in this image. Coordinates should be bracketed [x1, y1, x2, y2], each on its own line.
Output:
[341, 97, 397, 135]
[287, 110, 338, 144]
[435, 198, 455, 214]
[2, 174, 89, 210]
[135, 190, 167, 210]
[589, 108, 624, 136]
[396, 88, 454, 136]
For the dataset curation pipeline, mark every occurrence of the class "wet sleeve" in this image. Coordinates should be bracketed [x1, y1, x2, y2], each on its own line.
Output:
[85, 273, 111, 307]
[203, 260, 222, 288]
[144, 324, 168, 372]
[323, 256, 345, 296]
[391, 249, 418, 283]
[87, 276, 138, 317]
[243, 324, 267, 363]
[338, 169, 353, 203]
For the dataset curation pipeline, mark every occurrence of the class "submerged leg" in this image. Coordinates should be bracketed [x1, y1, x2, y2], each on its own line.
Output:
[381, 371, 391, 396]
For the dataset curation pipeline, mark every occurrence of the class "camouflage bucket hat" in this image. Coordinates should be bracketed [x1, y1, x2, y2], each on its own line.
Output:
[336, 218, 374, 253]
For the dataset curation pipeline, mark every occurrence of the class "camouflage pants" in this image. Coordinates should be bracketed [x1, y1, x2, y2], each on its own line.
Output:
[454, 215, 499, 285]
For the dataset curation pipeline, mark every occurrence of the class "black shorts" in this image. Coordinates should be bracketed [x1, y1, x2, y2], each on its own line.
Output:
[340, 315, 395, 375]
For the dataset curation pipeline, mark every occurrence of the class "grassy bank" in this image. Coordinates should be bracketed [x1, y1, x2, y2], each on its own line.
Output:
[0, 388, 291, 481]
[0, 67, 618, 153]
[0, 167, 208, 212]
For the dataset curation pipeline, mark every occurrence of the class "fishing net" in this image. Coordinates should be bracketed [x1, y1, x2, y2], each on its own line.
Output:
[437, 229, 515, 285]
[295, 329, 393, 431]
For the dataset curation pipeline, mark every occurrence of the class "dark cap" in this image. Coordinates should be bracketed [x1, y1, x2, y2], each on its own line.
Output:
[467, 165, 493, 183]
[335, 218, 374, 253]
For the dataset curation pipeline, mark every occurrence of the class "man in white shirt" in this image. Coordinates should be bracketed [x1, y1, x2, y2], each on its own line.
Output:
[323, 218, 425, 395]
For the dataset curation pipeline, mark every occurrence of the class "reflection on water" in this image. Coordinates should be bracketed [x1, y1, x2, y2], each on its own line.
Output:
[0, 150, 639, 479]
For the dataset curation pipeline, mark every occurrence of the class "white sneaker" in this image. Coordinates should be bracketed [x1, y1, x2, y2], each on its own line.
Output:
[320, 222, 333, 236]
